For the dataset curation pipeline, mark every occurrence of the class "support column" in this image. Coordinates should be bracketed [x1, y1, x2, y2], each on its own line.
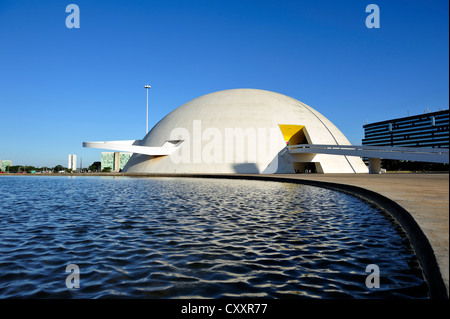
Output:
[114, 152, 120, 172]
[369, 158, 382, 174]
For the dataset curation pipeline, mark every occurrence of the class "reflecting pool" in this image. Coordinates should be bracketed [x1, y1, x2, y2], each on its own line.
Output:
[0, 176, 427, 298]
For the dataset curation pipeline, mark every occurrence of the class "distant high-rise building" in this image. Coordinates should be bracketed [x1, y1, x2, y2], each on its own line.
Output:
[68, 154, 77, 171]
[0, 159, 12, 172]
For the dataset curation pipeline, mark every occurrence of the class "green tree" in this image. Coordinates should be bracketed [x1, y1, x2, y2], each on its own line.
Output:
[53, 165, 65, 172]
[102, 167, 112, 173]
[8, 165, 19, 173]
[89, 161, 101, 172]
[24, 166, 36, 173]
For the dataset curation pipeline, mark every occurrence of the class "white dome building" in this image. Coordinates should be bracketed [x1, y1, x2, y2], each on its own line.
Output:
[84, 89, 368, 174]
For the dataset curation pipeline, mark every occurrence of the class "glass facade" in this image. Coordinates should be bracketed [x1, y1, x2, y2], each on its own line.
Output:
[362, 110, 449, 149]
[0, 160, 12, 172]
[119, 153, 131, 170]
[101, 152, 132, 171]
[101, 152, 114, 171]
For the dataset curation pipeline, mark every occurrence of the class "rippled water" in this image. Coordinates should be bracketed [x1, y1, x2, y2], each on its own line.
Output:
[0, 176, 427, 298]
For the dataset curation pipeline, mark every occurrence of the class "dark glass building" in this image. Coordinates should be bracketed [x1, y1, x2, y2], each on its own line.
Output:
[362, 110, 449, 149]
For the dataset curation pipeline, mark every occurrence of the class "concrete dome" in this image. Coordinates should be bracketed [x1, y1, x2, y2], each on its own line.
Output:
[123, 89, 368, 173]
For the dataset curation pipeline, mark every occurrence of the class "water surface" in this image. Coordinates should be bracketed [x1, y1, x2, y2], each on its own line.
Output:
[0, 176, 427, 298]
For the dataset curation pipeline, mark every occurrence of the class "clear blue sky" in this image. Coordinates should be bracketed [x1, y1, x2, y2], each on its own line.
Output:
[0, 0, 448, 168]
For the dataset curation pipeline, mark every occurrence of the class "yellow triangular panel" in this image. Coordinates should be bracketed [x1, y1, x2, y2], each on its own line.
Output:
[278, 125, 305, 144]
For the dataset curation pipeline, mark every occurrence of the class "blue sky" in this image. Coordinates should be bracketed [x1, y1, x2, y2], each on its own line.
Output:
[0, 0, 448, 168]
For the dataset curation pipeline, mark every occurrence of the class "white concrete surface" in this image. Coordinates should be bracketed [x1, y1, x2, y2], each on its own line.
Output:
[84, 89, 369, 174]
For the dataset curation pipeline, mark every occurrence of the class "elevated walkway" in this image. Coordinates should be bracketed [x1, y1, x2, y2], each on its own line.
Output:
[288, 144, 449, 173]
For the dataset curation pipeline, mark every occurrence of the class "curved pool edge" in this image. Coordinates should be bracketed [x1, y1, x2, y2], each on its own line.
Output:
[265, 175, 447, 299]
[118, 172, 447, 299]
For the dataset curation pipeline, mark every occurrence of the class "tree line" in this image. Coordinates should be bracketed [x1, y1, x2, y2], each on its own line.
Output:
[1, 162, 106, 173]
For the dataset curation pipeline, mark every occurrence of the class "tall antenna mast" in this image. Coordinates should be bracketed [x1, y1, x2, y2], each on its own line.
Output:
[145, 84, 151, 134]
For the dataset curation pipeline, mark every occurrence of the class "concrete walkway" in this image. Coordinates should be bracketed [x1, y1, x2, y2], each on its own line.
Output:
[264, 173, 449, 297]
